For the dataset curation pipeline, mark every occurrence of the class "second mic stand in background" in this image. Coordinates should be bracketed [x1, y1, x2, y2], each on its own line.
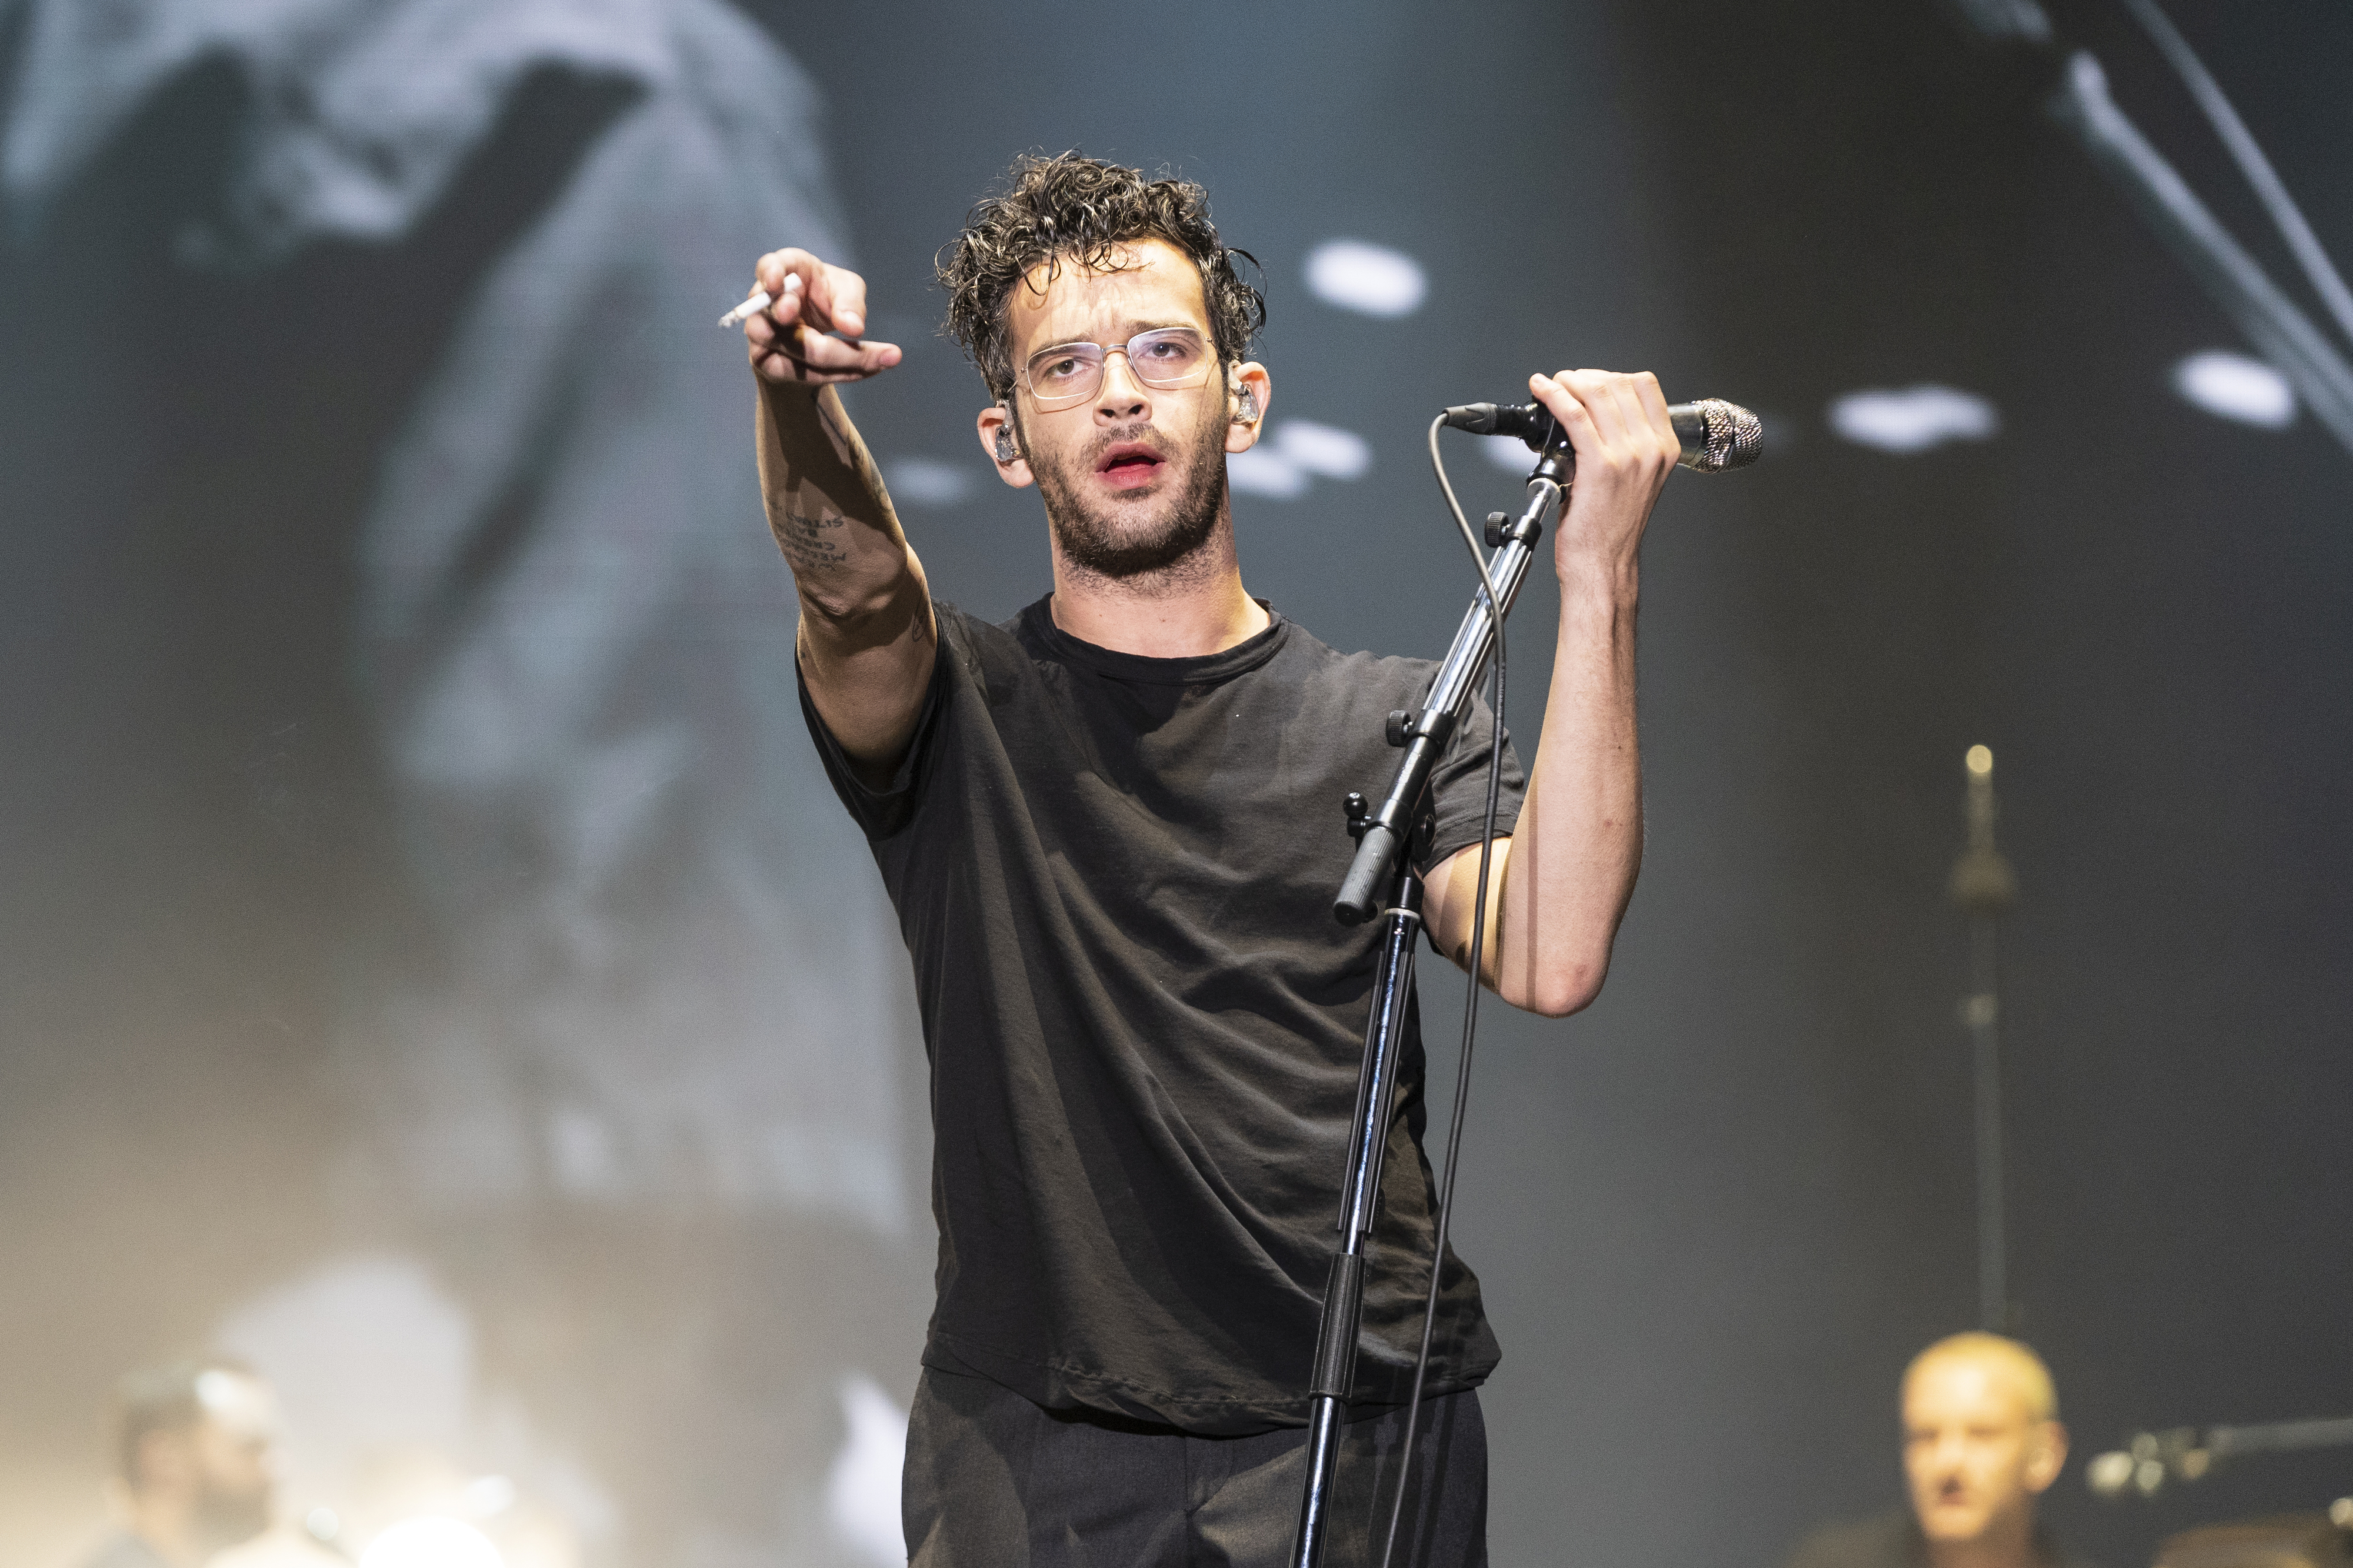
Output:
[2087, 1414, 2353, 1502]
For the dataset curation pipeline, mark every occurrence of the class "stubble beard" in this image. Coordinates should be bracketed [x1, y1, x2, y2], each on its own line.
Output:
[1030, 411, 1229, 584]
[189, 1479, 271, 1556]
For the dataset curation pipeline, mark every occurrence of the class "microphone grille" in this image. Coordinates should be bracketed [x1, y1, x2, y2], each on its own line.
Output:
[1691, 399, 1763, 472]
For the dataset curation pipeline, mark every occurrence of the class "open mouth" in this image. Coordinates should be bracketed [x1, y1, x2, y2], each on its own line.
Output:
[1095, 442, 1166, 489]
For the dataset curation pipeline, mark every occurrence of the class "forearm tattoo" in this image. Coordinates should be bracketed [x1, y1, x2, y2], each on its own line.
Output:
[774, 509, 850, 573]
[818, 394, 890, 501]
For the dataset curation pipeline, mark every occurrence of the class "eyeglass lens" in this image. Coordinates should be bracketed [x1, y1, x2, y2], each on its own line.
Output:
[1024, 329, 1209, 406]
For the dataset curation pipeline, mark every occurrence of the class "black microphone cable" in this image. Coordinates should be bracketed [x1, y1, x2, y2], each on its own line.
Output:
[1376, 418, 1518, 1568]
[1375, 389, 1758, 1559]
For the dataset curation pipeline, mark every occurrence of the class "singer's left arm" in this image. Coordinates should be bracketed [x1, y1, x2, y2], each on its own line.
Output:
[1422, 368, 1680, 1018]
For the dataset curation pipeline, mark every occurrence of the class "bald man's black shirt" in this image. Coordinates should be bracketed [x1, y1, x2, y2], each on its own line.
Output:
[1785, 1511, 2096, 1568]
[801, 597, 1524, 1435]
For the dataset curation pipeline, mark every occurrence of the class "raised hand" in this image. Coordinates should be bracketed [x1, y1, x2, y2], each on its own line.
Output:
[1526, 368, 1681, 578]
[742, 248, 904, 385]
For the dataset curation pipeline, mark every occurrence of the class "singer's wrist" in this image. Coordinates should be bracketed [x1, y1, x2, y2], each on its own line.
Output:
[757, 372, 826, 407]
[1553, 549, 1639, 608]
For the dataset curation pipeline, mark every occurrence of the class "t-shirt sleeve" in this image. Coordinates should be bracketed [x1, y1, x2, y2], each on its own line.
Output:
[795, 608, 956, 840]
[1419, 686, 1525, 873]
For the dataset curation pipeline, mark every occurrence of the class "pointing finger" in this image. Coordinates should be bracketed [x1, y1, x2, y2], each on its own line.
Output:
[795, 331, 901, 375]
[751, 322, 902, 384]
[816, 265, 869, 339]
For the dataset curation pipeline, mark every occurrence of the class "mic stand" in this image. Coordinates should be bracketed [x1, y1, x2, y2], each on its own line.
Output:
[2086, 1415, 2353, 1499]
[1948, 746, 2017, 1332]
[1288, 441, 1569, 1568]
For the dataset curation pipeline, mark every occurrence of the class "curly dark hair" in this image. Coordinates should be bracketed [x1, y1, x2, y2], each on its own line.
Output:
[938, 152, 1265, 403]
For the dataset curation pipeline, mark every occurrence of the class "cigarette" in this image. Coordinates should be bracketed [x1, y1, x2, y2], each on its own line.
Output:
[718, 273, 801, 329]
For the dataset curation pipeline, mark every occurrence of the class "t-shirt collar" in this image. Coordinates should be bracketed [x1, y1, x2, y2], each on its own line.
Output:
[1019, 595, 1289, 686]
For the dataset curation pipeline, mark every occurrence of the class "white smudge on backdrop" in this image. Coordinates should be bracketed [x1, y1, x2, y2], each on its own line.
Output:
[1227, 419, 1373, 499]
[1482, 433, 1537, 471]
[1827, 385, 2000, 453]
[884, 458, 977, 507]
[214, 1256, 615, 1563]
[826, 1375, 909, 1567]
[1304, 239, 1427, 318]
[2172, 349, 2295, 429]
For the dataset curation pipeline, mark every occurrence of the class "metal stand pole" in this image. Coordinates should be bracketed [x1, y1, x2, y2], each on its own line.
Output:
[1290, 441, 1568, 1568]
[1291, 869, 1422, 1568]
[1949, 745, 2017, 1333]
[1968, 911, 2005, 1331]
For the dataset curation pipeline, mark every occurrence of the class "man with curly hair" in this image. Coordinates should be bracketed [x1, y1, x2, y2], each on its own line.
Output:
[739, 151, 1682, 1565]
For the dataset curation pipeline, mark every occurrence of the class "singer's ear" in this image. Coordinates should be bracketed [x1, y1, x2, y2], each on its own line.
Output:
[977, 401, 1034, 488]
[1226, 362, 1270, 455]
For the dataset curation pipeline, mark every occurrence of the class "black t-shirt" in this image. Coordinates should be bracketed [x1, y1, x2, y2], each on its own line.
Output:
[801, 596, 1526, 1435]
[1782, 1510, 2095, 1568]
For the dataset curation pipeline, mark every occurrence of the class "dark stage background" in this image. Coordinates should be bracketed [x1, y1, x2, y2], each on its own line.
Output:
[2, 2, 2346, 1566]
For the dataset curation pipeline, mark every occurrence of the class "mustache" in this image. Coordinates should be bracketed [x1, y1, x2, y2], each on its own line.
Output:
[1082, 422, 1167, 466]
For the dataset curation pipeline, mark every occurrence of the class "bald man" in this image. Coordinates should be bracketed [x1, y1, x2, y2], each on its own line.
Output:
[1783, 1334, 2090, 1568]
[81, 1362, 277, 1568]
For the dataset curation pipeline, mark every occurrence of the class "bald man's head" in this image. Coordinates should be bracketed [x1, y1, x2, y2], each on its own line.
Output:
[1905, 1333, 2058, 1423]
[1902, 1334, 2067, 1552]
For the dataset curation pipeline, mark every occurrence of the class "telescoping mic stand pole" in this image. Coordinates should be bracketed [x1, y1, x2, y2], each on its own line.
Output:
[1287, 435, 1572, 1568]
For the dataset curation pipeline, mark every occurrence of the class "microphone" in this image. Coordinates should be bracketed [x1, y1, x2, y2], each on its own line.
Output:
[1442, 398, 1764, 473]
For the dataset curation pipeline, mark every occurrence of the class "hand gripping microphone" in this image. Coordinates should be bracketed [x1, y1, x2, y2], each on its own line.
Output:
[1442, 397, 1764, 472]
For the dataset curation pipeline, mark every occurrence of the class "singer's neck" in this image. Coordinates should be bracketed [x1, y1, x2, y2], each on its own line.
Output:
[1046, 514, 1268, 658]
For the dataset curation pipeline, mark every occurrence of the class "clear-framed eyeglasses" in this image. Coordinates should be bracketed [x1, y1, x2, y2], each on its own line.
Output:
[1018, 327, 1214, 410]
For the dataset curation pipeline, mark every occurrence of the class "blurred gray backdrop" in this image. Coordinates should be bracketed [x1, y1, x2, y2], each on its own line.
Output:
[2, 1, 2346, 1566]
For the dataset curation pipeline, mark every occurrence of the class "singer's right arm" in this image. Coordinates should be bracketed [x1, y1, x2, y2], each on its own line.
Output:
[745, 250, 931, 780]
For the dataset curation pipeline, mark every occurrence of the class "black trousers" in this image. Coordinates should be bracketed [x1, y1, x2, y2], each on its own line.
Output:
[902, 1367, 1489, 1568]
